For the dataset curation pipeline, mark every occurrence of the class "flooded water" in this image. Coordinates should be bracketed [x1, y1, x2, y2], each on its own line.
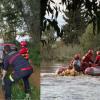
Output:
[41, 63, 100, 100]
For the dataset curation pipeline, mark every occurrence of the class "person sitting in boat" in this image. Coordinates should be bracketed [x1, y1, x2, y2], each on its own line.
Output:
[85, 51, 100, 76]
[95, 51, 100, 66]
[81, 49, 94, 72]
[72, 54, 81, 72]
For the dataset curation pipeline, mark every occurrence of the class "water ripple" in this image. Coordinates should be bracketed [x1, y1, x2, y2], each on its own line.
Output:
[41, 74, 100, 100]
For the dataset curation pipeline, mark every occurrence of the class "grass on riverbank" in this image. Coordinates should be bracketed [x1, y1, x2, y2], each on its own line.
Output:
[12, 81, 40, 100]
[41, 43, 83, 62]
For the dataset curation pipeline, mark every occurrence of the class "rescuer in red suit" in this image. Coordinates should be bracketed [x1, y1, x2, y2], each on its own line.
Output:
[81, 49, 94, 72]
[95, 51, 100, 66]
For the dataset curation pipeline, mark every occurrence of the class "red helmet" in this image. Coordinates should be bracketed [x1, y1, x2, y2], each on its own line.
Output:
[20, 41, 27, 47]
[96, 51, 100, 55]
[74, 54, 80, 60]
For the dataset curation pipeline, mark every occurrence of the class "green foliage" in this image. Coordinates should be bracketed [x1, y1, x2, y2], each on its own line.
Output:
[30, 84, 40, 100]
[41, 0, 100, 35]
[0, 0, 40, 43]
[80, 23, 94, 52]
[63, 7, 87, 45]
[12, 81, 40, 100]
[80, 23, 100, 52]
[28, 43, 40, 67]
[0, 0, 22, 28]
[92, 34, 100, 51]
[12, 83, 25, 99]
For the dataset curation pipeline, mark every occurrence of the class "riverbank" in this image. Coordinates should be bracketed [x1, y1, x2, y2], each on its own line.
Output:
[30, 67, 40, 89]
[41, 43, 83, 63]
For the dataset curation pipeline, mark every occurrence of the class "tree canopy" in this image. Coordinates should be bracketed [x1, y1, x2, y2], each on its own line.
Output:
[41, 0, 100, 37]
[0, 0, 40, 43]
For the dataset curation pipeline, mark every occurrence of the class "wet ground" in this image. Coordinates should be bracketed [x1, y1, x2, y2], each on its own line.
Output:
[41, 63, 100, 100]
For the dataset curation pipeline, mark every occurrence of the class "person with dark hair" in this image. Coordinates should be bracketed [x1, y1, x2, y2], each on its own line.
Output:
[1, 45, 33, 100]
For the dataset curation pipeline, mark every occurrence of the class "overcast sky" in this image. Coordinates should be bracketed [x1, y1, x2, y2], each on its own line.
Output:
[45, 0, 66, 28]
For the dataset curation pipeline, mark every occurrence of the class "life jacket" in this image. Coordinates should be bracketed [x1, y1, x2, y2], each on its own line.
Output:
[81, 54, 93, 72]
[82, 54, 92, 63]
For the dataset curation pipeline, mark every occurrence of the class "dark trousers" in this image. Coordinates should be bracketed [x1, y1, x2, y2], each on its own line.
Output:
[4, 70, 33, 100]
[23, 75, 31, 93]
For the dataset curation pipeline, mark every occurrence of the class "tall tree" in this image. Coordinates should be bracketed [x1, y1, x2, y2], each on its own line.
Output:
[0, 0, 23, 41]
[0, 0, 40, 43]
[63, 3, 88, 44]
[13, 0, 40, 43]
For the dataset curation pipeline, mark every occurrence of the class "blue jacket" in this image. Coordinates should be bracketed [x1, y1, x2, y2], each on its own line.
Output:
[3, 51, 31, 71]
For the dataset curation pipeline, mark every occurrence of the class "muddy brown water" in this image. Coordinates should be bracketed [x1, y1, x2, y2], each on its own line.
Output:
[41, 63, 100, 100]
